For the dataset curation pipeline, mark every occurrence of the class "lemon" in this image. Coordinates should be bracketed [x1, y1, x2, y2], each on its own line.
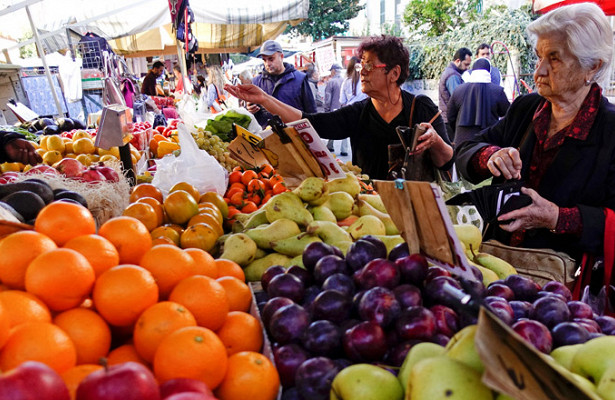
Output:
[63, 138, 74, 153]
[98, 146, 120, 158]
[42, 150, 62, 165]
[89, 154, 100, 163]
[99, 154, 117, 163]
[64, 153, 77, 159]
[39, 136, 50, 151]
[76, 154, 92, 166]
[35, 148, 46, 157]
[73, 138, 95, 154]
[0, 162, 20, 173]
[46, 135, 65, 154]
[72, 130, 92, 140]
[22, 164, 33, 173]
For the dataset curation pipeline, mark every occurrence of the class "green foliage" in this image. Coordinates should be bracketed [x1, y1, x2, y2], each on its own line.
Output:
[19, 32, 35, 59]
[286, 0, 364, 40]
[403, 0, 481, 37]
[405, 5, 536, 91]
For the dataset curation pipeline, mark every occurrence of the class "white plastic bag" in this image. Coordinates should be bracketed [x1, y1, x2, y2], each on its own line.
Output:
[151, 122, 228, 195]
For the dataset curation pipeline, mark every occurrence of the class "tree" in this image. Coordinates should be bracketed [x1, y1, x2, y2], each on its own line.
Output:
[286, 0, 364, 41]
[403, 0, 481, 37]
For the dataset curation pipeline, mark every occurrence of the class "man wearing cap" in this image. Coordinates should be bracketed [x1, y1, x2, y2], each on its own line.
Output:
[249, 40, 316, 128]
[324, 64, 346, 154]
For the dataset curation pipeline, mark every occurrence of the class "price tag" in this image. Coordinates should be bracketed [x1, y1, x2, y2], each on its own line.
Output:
[287, 119, 346, 180]
[229, 124, 278, 168]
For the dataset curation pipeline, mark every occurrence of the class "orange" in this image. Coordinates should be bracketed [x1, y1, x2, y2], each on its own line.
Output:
[136, 197, 165, 226]
[150, 226, 181, 246]
[215, 312, 263, 356]
[228, 171, 242, 185]
[152, 237, 176, 246]
[64, 234, 120, 278]
[164, 190, 199, 225]
[34, 202, 96, 246]
[130, 183, 164, 203]
[169, 275, 229, 330]
[0, 322, 77, 374]
[25, 248, 96, 312]
[98, 216, 152, 264]
[122, 202, 159, 232]
[215, 259, 245, 282]
[180, 223, 218, 252]
[170, 182, 201, 203]
[215, 351, 280, 400]
[184, 248, 218, 278]
[139, 244, 196, 299]
[153, 326, 228, 389]
[53, 308, 112, 365]
[0, 230, 57, 289]
[187, 213, 223, 235]
[0, 290, 51, 327]
[0, 301, 9, 350]
[200, 192, 229, 219]
[92, 265, 159, 327]
[61, 364, 103, 400]
[216, 277, 252, 312]
[106, 343, 149, 367]
[133, 301, 197, 363]
[241, 170, 258, 186]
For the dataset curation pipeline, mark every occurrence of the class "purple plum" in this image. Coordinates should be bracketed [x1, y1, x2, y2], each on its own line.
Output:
[573, 318, 601, 334]
[486, 283, 515, 301]
[262, 297, 295, 328]
[274, 344, 310, 388]
[358, 287, 401, 327]
[287, 265, 312, 287]
[393, 284, 423, 308]
[302, 320, 342, 356]
[431, 333, 451, 346]
[261, 265, 286, 292]
[395, 306, 436, 341]
[430, 304, 459, 337]
[269, 303, 311, 345]
[356, 259, 400, 290]
[542, 281, 572, 302]
[596, 315, 615, 335]
[423, 276, 462, 307]
[509, 300, 534, 321]
[343, 321, 388, 362]
[484, 297, 515, 326]
[314, 255, 349, 284]
[551, 322, 590, 347]
[311, 290, 351, 323]
[295, 357, 340, 400]
[531, 296, 571, 329]
[424, 266, 452, 284]
[322, 273, 355, 297]
[395, 254, 429, 285]
[504, 275, 541, 302]
[267, 273, 305, 303]
[346, 240, 380, 271]
[301, 285, 322, 308]
[388, 242, 410, 261]
[360, 235, 388, 259]
[567, 301, 594, 320]
[512, 319, 553, 353]
[303, 242, 337, 272]
[385, 340, 420, 367]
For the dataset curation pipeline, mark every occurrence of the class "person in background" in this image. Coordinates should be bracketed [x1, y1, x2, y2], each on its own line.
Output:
[173, 65, 192, 97]
[226, 35, 453, 180]
[476, 43, 502, 85]
[193, 75, 206, 96]
[455, 3, 615, 262]
[439, 47, 472, 138]
[249, 40, 316, 128]
[336, 56, 368, 157]
[238, 70, 253, 85]
[447, 58, 509, 146]
[306, 64, 324, 112]
[207, 65, 228, 114]
[324, 64, 345, 154]
[0, 131, 41, 165]
[141, 61, 165, 96]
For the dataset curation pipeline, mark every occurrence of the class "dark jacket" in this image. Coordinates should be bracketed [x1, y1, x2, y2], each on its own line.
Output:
[252, 63, 316, 127]
[0, 131, 25, 163]
[439, 62, 464, 122]
[141, 71, 159, 96]
[456, 93, 615, 260]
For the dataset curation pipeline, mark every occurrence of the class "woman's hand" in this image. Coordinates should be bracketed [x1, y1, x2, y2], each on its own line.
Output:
[412, 123, 440, 155]
[498, 187, 559, 232]
[487, 147, 522, 180]
[224, 84, 267, 107]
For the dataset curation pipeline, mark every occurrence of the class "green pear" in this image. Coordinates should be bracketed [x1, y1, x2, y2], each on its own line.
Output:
[310, 205, 337, 223]
[265, 192, 314, 227]
[550, 344, 583, 370]
[325, 172, 361, 198]
[471, 261, 500, 287]
[398, 342, 445, 395]
[356, 199, 399, 235]
[323, 191, 355, 220]
[445, 324, 485, 374]
[270, 232, 322, 257]
[242, 208, 269, 230]
[409, 356, 493, 400]
[293, 176, 327, 203]
[372, 235, 405, 255]
[473, 252, 517, 279]
[287, 255, 305, 269]
[570, 373, 598, 395]
[219, 233, 257, 266]
[571, 336, 615, 383]
[453, 224, 482, 254]
[357, 193, 388, 213]
[245, 219, 301, 249]
[348, 215, 386, 240]
[597, 364, 615, 400]
[308, 192, 330, 207]
[243, 253, 291, 282]
[330, 364, 403, 400]
[495, 394, 515, 400]
[306, 220, 352, 245]
[254, 247, 268, 259]
[331, 241, 352, 256]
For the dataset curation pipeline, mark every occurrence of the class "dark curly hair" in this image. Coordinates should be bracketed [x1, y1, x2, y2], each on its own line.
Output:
[358, 35, 410, 86]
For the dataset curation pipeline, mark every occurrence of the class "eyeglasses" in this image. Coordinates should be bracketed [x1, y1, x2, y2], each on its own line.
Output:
[355, 61, 387, 72]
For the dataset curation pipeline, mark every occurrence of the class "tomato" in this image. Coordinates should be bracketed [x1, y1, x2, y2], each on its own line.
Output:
[228, 170, 243, 185]
[247, 179, 265, 193]
[229, 191, 245, 207]
[269, 175, 284, 186]
[241, 170, 258, 186]
[246, 192, 262, 205]
[272, 182, 288, 195]
[241, 201, 258, 214]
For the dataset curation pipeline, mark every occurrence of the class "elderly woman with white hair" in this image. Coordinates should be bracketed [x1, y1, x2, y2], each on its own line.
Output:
[456, 2, 615, 262]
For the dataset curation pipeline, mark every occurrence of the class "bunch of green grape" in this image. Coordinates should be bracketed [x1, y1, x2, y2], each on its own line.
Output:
[192, 128, 239, 172]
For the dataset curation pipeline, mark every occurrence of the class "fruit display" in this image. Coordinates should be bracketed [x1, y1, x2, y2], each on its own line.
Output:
[0, 200, 280, 400]
[19, 117, 87, 137]
[192, 127, 239, 171]
[337, 160, 376, 194]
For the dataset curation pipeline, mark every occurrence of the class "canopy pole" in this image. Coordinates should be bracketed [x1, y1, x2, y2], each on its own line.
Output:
[25, 5, 63, 117]
[176, 40, 188, 91]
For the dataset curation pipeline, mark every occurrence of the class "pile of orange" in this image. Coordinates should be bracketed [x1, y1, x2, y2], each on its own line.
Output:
[124, 182, 229, 253]
[223, 164, 289, 219]
[0, 201, 279, 400]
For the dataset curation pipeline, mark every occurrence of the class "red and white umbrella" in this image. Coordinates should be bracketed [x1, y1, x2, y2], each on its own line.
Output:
[533, 0, 615, 14]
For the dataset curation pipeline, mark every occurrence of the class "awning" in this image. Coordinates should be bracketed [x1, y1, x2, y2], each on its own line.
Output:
[532, 0, 615, 14]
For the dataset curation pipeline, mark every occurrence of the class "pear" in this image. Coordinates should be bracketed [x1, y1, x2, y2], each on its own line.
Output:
[254, 247, 268, 259]
[453, 224, 482, 254]
[332, 241, 353, 256]
[473, 253, 517, 279]
[373, 235, 405, 255]
[550, 344, 583, 370]
[219, 233, 257, 266]
[570, 373, 599, 395]
[597, 364, 615, 400]
[323, 191, 355, 220]
[357, 193, 388, 213]
[243, 253, 291, 282]
[571, 336, 615, 384]
[409, 356, 493, 400]
[331, 364, 403, 400]
[307, 220, 352, 245]
[470, 260, 499, 287]
[287, 255, 305, 269]
[310, 205, 337, 223]
[265, 192, 314, 227]
[445, 325, 485, 374]
[495, 394, 515, 400]
[242, 208, 269, 230]
[271, 232, 322, 257]
[356, 199, 399, 235]
[293, 176, 328, 203]
[325, 173, 361, 198]
[348, 215, 386, 240]
[308, 192, 330, 207]
[245, 219, 301, 249]
[398, 342, 445, 395]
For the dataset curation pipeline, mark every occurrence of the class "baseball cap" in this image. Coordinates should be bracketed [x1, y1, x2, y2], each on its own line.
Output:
[330, 64, 343, 71]
[258, 40, 283, 57]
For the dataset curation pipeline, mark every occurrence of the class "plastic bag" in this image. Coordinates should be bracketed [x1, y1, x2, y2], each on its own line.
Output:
[151, 122, 228, 195]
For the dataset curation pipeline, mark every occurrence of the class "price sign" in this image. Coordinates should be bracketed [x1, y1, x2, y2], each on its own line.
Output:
[228, 124, 271, 168]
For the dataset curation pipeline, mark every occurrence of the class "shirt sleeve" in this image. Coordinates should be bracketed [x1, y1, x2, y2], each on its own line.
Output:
[339, 80, 349, 106]
[302, 100, 364, 140]
[446, 75, 463, 96]
[554, 207, 583, 236]
[469, 145, 501, 180]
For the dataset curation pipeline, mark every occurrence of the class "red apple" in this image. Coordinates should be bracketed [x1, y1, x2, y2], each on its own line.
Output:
[54, 158, 85, 178]
[159, 378, 214, 399]
[80, 167, 106, 183]
[0, 361, 70, 400]
[76, 361, 160, 400]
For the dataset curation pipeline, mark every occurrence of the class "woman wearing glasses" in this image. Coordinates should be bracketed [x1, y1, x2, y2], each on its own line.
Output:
[225, 35, 453, 180]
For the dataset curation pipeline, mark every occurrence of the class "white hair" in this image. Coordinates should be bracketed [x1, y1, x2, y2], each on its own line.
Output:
[527, 2, 613, 87]
[238, 69, 253, 82]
